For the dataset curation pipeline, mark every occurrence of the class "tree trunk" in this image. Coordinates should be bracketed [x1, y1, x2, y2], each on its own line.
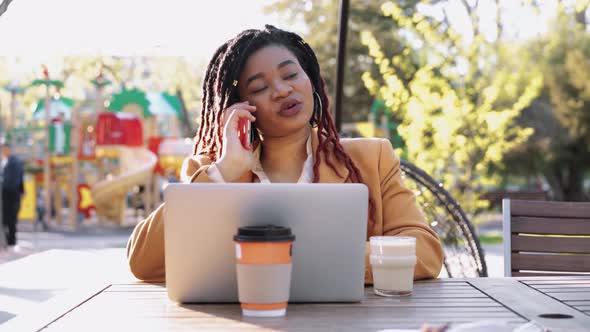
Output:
[563, 139, 589, 201]
[575, 4, 587, 27]
[544, 168, 564, 201]
[544, 140, 590, 202]
[494, 0, 503, 44]
[563, 160, 587, 201]
[460, 0, 480, 37]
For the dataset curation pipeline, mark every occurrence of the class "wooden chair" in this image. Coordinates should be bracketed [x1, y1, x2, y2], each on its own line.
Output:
[502, 199, 590, 276]
[400, 160, 487, 277]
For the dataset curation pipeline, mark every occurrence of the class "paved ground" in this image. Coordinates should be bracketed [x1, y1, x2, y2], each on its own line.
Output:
[0, 218, 135, 264]
[1, 213, 506, 277]
[482, 243, 504, 277]
[474, 212, 505, 277]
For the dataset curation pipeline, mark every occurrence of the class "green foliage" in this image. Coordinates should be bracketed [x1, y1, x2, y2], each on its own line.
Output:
[361, 1, 542, 215]
[543, 17, 590, 143]
[507, 10, 590, 201]
[478, 232, 503, 245]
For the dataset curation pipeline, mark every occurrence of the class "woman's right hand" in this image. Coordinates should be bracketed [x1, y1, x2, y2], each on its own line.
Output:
[214, 102, 257, 182]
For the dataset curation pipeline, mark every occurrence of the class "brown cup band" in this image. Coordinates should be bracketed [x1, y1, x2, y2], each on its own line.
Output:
[235, 242, 293, 264]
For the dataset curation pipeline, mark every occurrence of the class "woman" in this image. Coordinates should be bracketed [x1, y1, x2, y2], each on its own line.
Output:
[127, 25, 443, 283]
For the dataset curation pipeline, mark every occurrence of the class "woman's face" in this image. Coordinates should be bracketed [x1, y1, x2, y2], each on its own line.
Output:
[237, 45, 314, 138]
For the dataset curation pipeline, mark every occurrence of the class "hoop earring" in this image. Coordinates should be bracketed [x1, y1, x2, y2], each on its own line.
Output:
[312, 91, 323, 127]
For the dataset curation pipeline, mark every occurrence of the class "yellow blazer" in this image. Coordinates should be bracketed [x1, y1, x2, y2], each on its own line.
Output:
[127, 133, 444, 283]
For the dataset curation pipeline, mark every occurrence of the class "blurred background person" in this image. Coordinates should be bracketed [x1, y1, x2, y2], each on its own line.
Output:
[1, 142, 25, 249]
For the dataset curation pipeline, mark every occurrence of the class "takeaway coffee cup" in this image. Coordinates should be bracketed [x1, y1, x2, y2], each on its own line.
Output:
[369, 236, 417, 297]
[234, 225, 295, 317]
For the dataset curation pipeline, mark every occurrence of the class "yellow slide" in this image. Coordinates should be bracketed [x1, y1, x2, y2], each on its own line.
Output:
[92, 146, 157, 225]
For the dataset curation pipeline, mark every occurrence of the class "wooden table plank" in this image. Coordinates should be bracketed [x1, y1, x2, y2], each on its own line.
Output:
[65, 300, 522, 320]
[520, 280, 590, 285]
[41, 304, 525, 332]
[535, 287, 590, 292]
[536, 282, 590, 291]
[42, 319, 525, 332]
[0, 249, 135, 331]
[469, 278, 590, 332]
[103, 288, 487, 298]
[544, 292, 590, 301]
[6, 277, 590, 332]
[519, 278, 590, 317]
[0, 283, 109, 332]
[28, 281, 526, 332]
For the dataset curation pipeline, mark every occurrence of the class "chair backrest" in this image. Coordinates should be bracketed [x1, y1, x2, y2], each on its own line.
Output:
[400, 160, 487, 277]
[503, 199, 590, 277]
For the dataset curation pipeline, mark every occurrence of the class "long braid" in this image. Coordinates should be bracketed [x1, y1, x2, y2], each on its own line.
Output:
[193, 25, 376, 227]
[311, 80, 377, 228]
[194, 43, 230, 156]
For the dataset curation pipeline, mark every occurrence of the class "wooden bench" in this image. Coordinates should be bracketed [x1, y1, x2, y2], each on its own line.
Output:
[503, 199, 590, 276]
[484, 191, 547, 209]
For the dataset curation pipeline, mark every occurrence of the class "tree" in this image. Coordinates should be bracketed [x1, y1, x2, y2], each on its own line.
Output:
[507, 9, 590, 201]
[360, 1, 542, 214]
[0, 58, 42, 128]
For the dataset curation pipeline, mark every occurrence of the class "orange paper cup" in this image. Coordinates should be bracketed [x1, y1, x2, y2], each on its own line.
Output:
[234, 225, 295, 317]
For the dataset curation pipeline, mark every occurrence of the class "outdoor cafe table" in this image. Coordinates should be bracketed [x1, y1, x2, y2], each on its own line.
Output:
[4, 273, 590, 331]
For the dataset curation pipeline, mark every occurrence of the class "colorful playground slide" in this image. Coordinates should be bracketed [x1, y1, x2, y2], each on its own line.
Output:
[92, 146, 157, 224]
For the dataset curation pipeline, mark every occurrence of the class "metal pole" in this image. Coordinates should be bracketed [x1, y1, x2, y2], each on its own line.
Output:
[43, 84, 52, 226]
[96, 85, 104, 113]
[0, 94, 5, 248]
[9, 91, 16, 130]
[70, 105, 79, 228]
[334, 0, 350, 133]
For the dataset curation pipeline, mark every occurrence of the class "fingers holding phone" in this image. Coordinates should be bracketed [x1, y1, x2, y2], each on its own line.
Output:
[216, 102, 257, 182]
[221, 102, 256, 126]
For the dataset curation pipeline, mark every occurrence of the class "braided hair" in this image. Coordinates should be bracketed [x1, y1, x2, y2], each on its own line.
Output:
[193, 25, 376, 227]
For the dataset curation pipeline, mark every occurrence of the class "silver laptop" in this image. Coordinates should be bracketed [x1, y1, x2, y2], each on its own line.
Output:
[164, 183, 368, 303]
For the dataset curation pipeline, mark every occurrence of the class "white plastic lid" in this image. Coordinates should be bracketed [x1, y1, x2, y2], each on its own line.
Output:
[370, 236, 416, 256]
[370, 236, 416, 245]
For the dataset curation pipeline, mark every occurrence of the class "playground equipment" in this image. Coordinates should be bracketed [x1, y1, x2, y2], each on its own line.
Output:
[154, 137, 193, 177]
[92, 112, 157, 224]
[88, 87, 188, 225]
[31, 67, 66, 226]
[13, 66, 191, 227]
[9, 84, 81, 227]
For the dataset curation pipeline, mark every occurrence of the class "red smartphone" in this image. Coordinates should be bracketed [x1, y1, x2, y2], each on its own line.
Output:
[238, 118, 252, 150]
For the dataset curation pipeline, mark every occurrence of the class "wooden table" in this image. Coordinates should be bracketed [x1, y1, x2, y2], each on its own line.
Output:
[3, 275, 590, 331]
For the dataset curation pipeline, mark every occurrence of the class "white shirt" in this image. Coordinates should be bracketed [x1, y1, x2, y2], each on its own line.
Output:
[207, 135, 314, 183]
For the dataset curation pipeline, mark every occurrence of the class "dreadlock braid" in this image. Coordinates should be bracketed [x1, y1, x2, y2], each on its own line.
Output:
[193, 25, 376, 227]
[194, 42, 230, 156]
